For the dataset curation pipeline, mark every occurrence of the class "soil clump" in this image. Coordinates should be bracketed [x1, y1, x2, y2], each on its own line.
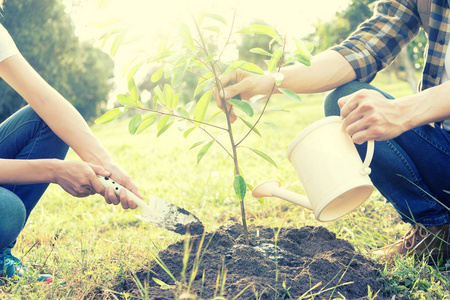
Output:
[114, 223, 400, 299]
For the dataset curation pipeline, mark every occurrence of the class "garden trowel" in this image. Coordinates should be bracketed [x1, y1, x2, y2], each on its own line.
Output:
[97, 176, 204, 235]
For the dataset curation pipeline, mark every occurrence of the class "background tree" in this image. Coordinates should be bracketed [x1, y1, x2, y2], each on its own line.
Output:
[0, 0, 114, 122]
[310, 0, 426, 92]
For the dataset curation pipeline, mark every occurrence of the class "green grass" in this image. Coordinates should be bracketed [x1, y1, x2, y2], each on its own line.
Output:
[1, 72, 449, 299]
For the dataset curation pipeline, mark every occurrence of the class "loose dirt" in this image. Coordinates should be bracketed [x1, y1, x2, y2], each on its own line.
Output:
[114, 223, 401, 299]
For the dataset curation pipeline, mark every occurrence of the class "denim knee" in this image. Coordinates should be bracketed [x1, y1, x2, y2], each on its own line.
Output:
[0, 188, 26, 249]
[323, 81, 395, 117]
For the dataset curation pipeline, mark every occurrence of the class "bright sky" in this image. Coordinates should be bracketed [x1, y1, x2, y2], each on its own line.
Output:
[64, 0, 350, 49]
[63, 0, 351, 94]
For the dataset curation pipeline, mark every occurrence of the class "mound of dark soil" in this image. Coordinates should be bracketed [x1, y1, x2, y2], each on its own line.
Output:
[114, 223, 398, 299]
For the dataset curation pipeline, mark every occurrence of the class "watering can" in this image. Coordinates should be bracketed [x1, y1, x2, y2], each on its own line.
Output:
[252, 116, 375, 222]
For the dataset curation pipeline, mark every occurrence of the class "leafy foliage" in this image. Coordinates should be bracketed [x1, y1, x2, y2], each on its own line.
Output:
[96, 9, 312, 242]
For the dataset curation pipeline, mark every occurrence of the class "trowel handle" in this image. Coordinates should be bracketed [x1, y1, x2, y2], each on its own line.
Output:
[96, 175, 147, 208]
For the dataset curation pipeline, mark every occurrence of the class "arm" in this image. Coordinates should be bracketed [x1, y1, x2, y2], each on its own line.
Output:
[214, 0, 421, 122]
[339, 81, 450, 144]
[0, 54, 141, 208]
[214, 50, 357, 122]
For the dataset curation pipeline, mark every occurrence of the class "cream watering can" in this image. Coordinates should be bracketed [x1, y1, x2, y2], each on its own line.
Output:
[252, 116, 375, 222]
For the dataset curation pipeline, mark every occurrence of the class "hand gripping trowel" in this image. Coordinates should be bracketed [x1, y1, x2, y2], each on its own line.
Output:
[97, 176, 204, 235]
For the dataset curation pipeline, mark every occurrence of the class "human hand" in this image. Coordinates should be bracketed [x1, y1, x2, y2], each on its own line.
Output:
[98, 161, 141, 210]
[212, 69, 275, 123]
[53, 161, 110, 198]
[338, 89, 408, 144]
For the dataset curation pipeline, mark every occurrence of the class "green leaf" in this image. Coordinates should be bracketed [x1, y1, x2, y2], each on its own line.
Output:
[147, 51, 175, 63]
[233, 174, 246, 201]
[128, 77, 139, 102]
[268, 48, 283, 73]
[116, 94, 135, 106]
[193, 90, 211, 126]
[279, 88, 302, 103]
[203, 26, 220, 34]
[121, 54, 139, 78]
[151, 66, 164, 83]
[203, 12, 227, 25]
[272, 72, 285, 86]
[246, 147, 278, 168]
[152, 278, 170, 290]
[264, 122, 278, 130]
[153, 86, 165, 105]
[172, 58, 189, 88]
[126, 60, 145, 81]
[157, 115, 169, 131]
[197, 140, 214, 164]
[183, 127, 196, 138]
[222, 61, 246, 76]
[269, 36, 283, 47]
[175, 107, 190, 119]
[249, 24, 278, 38]
[294, 39, 312, 65]
[189, 140, 205, 150]
[194, 72, 214, 97]
[206, 109, 223, 123]
[177, 119, 187, 131]
[128, 113, 142, 135]
[136, 113, 158, 134]
[238, 117, 261, 137]
[266, 107, 290, 113]
[179, 23, 195, 52]
[246, 183, 264, 204]
[95, 107, 126, 124]
[185, 101, 195, 113]
[110, 30, 126, 57]
[236, 28, 254, 35]
[173, 93, 180, 109]
[227, 98, 253, 117]
[157, 121, 173, 137]
[250, 48, 272, 57]
[288, 53, 311, 67]
[163, 84, 174, 109]
[240, 62, 265, 75]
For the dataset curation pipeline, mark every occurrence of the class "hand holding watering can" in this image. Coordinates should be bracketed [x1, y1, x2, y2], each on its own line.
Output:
[252, 116, 374, 222]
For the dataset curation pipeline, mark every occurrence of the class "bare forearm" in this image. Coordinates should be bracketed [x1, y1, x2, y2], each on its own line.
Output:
[400, 80, 450, 130]
[0, 54, 113, 166]
[0, 158, 60, 185]
[278, 50, 357, 94]
[30, 89, 113, 165]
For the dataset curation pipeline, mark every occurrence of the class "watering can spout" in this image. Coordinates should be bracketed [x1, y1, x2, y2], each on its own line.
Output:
[252, 179, 312, 210]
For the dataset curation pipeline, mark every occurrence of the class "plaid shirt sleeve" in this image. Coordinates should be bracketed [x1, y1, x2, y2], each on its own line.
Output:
[331, 0, 422, 83]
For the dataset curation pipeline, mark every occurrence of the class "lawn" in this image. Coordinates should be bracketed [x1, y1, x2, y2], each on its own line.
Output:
[1, 72, 449, 299]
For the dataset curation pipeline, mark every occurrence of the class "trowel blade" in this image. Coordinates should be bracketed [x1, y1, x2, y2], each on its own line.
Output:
[97, 176, 204, 235]
[136, 196, 204, 235]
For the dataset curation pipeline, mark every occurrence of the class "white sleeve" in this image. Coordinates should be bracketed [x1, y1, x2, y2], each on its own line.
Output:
[0, 24, 19, 62]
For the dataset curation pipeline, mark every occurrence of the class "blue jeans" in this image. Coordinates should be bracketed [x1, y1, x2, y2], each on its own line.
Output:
[324, 81, 450, 226]
[0, 105, 68, 250]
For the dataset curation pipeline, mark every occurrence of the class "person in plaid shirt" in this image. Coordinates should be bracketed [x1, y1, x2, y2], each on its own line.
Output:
[214, 0, 450, 263]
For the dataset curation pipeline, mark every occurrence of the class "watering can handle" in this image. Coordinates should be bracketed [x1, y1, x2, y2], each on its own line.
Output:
[361, 140, 374, 176]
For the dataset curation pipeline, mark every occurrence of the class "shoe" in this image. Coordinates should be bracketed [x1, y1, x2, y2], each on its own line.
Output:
[0, 248, 53, 283]
[374, 223, 450, 263]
